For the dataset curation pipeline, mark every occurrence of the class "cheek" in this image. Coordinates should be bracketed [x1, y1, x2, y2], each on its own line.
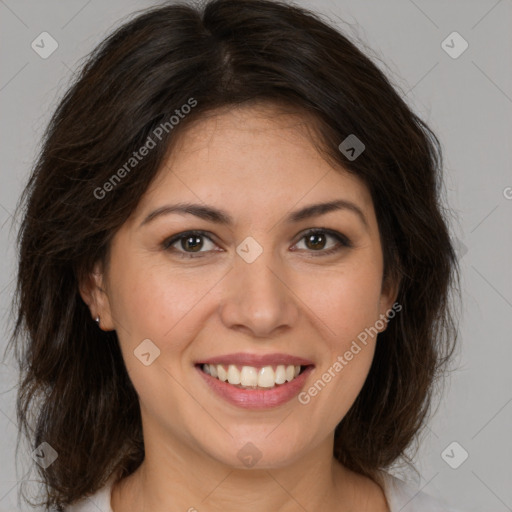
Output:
[107, 257, 224, 393]
[301, 258, 383, 404]
[307, 261, 384, 342]
[109, 255, 208, 340]
[108, 261, 198, 409]
[303, 277, 381, 430]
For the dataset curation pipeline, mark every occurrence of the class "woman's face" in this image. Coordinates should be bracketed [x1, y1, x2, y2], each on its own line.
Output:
[87, 104, 396, 470]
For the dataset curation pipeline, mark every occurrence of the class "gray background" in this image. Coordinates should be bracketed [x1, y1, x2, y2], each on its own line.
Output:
[1, 0, 511, 510]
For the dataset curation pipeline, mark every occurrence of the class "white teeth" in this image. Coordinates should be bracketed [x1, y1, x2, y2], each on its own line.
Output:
[227, 364, 241, 385]
[275, 365, 286, 384]
[217, 365, 228, 382]
[202, 363, 304, 388]
[257, 366, 275, 388]
[240, 366, 258, 386]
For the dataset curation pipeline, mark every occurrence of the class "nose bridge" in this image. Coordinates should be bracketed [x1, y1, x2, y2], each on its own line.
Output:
[219, 238, 299, 337]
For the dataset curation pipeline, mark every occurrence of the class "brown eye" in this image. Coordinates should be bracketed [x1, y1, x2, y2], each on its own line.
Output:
[180, 234, 204, 252]
[305, 232, 327, 250]
[162, 230, 218, 258]
[162, 228, 351, 260]
[293, 228, 351, 256]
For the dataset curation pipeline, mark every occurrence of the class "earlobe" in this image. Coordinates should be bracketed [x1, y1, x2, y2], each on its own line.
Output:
[78, 262, 115, 330]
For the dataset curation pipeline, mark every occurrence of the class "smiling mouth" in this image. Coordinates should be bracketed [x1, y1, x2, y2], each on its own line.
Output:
[198, 363, 310, 389]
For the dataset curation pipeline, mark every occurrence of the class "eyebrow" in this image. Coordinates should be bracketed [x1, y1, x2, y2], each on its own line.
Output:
[139, 199, 368, 228]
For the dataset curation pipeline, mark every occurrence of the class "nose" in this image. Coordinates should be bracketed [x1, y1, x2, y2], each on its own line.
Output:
[219, 246, 300, 339]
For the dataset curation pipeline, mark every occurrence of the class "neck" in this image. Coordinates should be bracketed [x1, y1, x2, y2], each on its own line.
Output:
[111, 428, 373, 512]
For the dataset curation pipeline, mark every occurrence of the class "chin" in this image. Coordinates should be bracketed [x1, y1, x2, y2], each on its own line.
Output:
[198, 431, 311, 471]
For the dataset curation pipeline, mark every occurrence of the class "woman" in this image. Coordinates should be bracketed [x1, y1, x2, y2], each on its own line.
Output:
[10, 0, 463, 510]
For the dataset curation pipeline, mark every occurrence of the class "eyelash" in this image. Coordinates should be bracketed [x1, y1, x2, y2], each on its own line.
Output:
[161, 228, 352, 259]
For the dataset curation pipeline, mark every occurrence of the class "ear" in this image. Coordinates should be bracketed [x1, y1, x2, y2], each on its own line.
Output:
[376, 271, 401, 333]
[78, 261, 115, 331]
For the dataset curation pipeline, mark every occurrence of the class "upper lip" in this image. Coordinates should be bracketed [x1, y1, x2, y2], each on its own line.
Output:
[197, 352, 314, 367]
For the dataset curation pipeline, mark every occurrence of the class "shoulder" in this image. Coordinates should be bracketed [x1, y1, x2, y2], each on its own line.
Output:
[378, 471, 466, 512]
[63, 479, 114, 512]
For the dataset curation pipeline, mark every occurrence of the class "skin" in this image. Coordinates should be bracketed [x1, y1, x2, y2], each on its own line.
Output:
[81, 102, 397, 512]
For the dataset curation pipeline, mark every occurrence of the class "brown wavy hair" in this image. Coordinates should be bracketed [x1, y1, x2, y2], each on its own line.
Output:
[6, 0, 459, 509]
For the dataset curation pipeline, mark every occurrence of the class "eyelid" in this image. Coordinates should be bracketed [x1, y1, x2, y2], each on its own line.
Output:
[161, 229, 217, 251]
[294, 228, 352, 248]
[161, 228, 352, 257]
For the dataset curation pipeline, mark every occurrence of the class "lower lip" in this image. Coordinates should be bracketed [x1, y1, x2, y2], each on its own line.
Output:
[196, 365, 314, 409]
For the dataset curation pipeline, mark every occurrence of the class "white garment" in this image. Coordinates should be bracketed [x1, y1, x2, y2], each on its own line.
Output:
[65, 470, 464, 512]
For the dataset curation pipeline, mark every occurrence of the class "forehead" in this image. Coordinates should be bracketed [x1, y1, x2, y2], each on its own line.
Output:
[134, 103, 375, 225]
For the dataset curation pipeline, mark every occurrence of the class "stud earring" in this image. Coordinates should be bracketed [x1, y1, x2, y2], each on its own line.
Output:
[95, 316, 100, 324]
